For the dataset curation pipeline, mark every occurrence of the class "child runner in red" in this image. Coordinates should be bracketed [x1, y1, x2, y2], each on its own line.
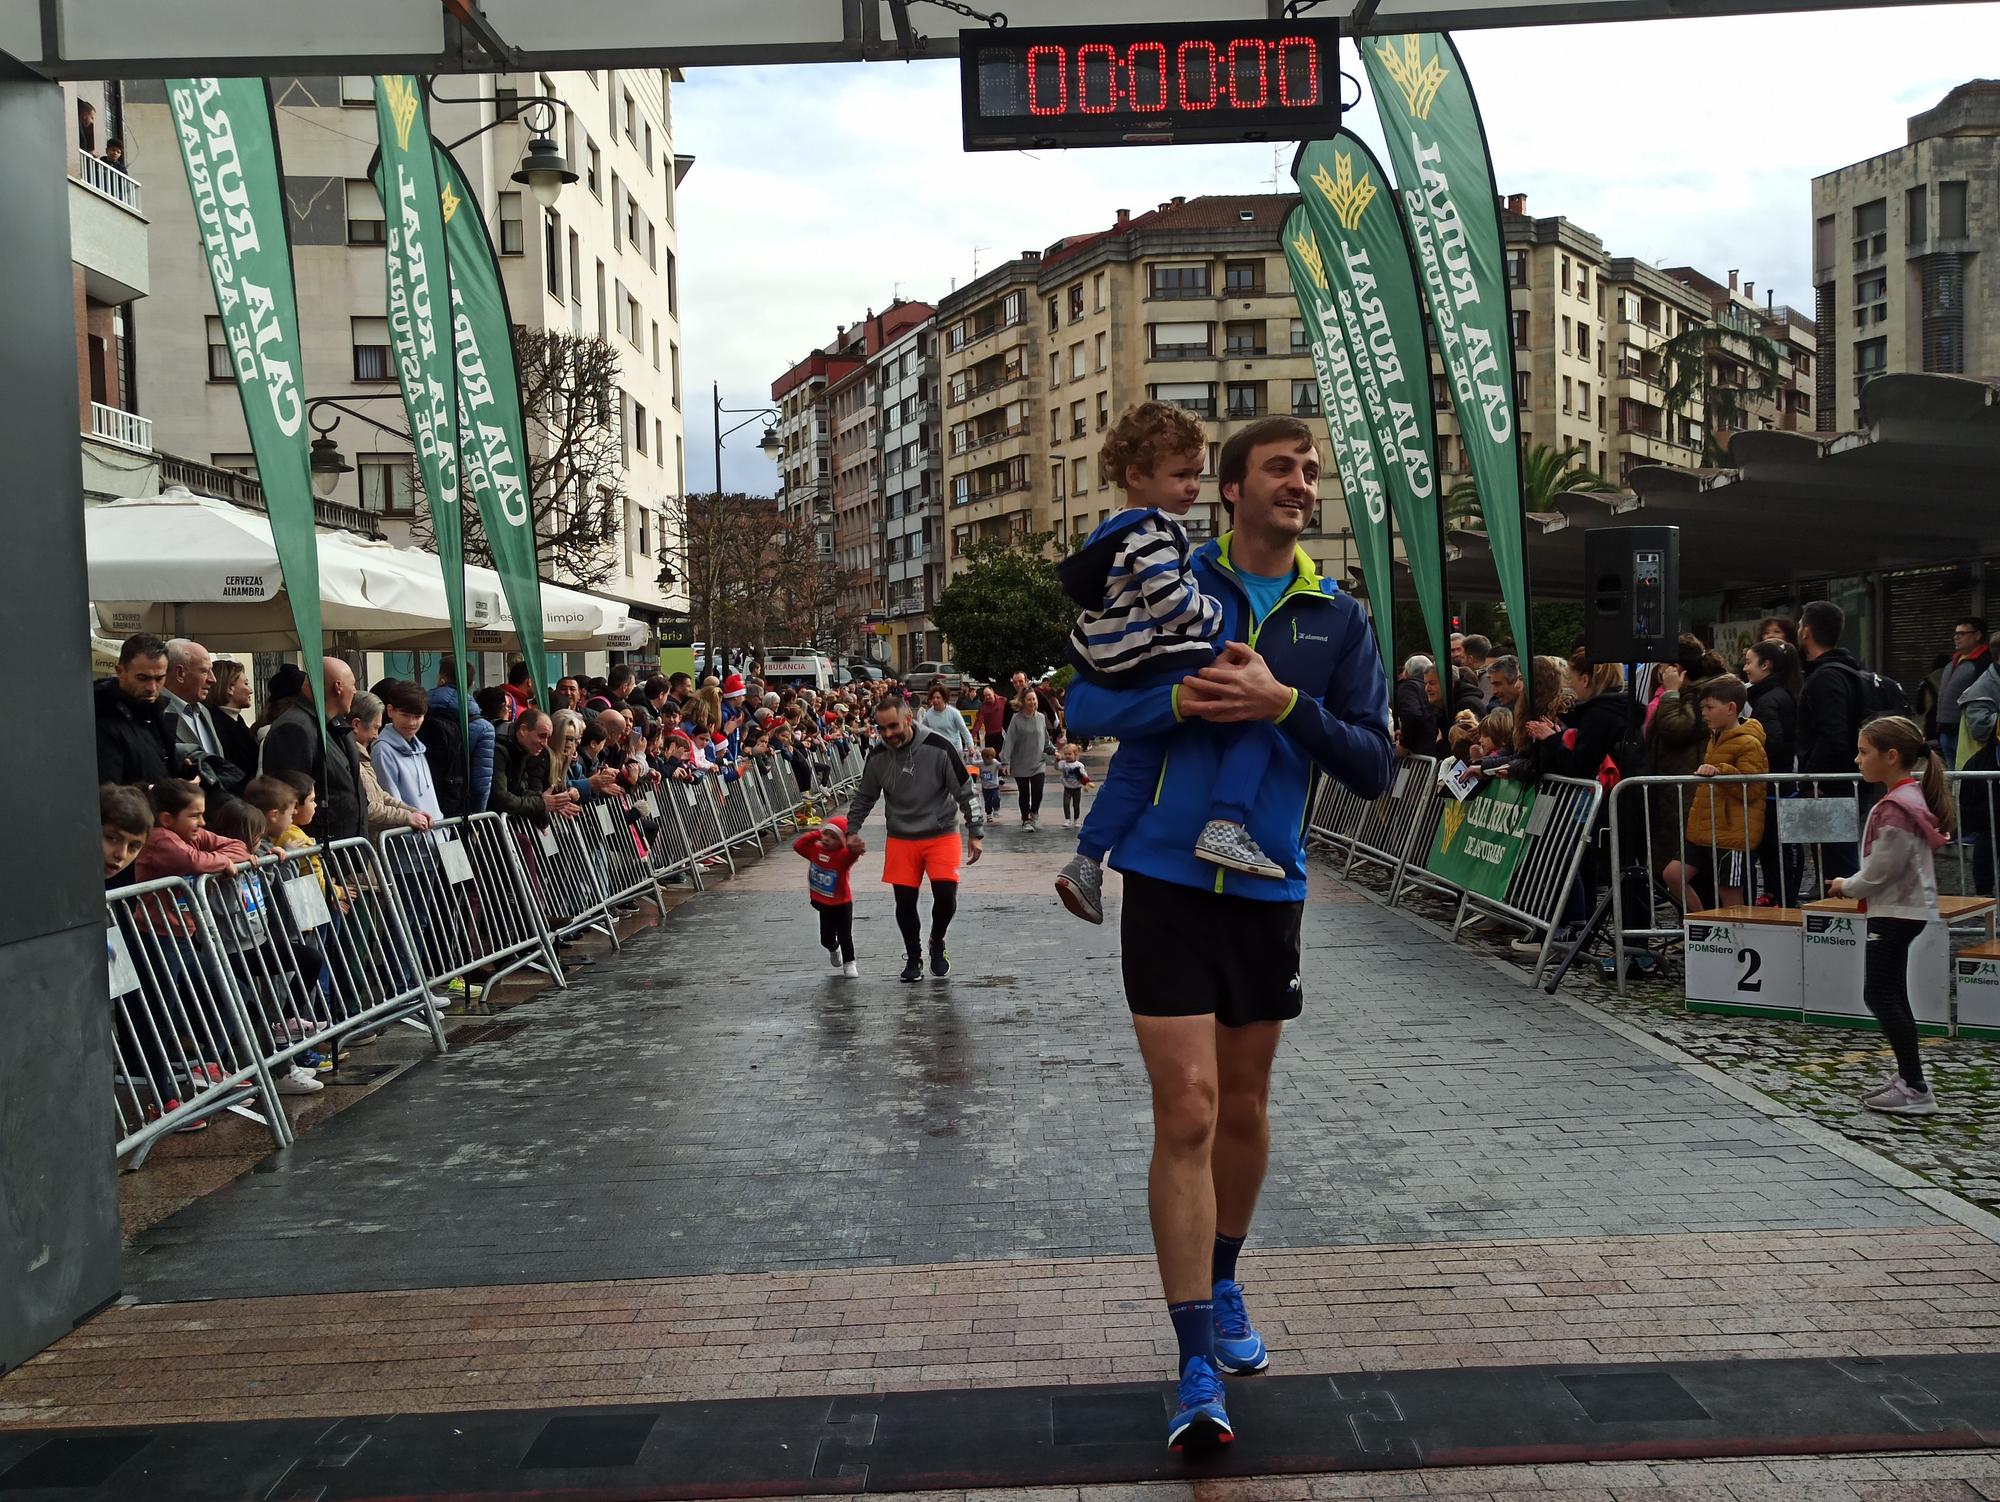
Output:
[794, 814, 863, 977]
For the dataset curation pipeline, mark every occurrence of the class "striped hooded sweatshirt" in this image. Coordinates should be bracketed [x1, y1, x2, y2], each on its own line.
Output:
[1058, 507, 1224, 684]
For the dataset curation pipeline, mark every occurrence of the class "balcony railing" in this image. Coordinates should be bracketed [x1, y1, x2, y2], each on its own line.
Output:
[75, 151, 143, 215]
[156, 451, 382, 535]
[88, 401, 151, 453]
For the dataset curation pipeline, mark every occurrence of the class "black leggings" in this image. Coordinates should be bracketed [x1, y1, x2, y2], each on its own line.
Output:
[1017, 773, 1045, 820]
[1863, 917, 1927, 1089]
[817, 901, 854, 962]
[1063, 785, 1082, 820]
[893, 880, 958, 956]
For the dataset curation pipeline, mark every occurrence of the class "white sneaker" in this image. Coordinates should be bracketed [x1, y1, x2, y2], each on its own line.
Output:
[842, 960, 859, 978]
[1864, 1076, 1937, 1116]
[276, 1064, 324, 1095]
[828, 944, 842, 969]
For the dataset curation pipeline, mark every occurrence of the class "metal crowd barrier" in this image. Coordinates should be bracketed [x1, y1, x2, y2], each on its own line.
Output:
[713, 774, 767, 857]
[635, 782, 705, 891]
[673, 777, 736, 875]
[1606, 772, 1864, 991]
[379, 814, 565, 1008]
[510, 807, 621, 950]
[582, 789, 671, 919]
[1945, 768, 2000, 908]
[1305, 760, 1602, 988]
[199, 838, 451, 1065]
[108, 875, 292, 1167]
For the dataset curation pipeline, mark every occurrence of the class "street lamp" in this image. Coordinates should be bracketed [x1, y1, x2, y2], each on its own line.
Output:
[712, 381, 782, 493]
[306, 394, 416, 500]
[423, 85, 578, 205]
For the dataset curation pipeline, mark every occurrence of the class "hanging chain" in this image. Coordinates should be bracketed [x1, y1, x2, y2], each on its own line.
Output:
[1282, 0, 1335, 15]
[909, 0, 1008, 28]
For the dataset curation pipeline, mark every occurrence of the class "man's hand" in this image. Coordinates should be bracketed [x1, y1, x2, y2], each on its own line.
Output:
[408, 810, 434, 831]
[1178, 642, 1294, 724]
[588, 766, 620, 795]
[845, 830, 866, 855]
[966, 833, 983, 866]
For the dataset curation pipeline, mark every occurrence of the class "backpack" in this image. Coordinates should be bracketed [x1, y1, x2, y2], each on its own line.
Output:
[1840, 662, 1910, 728]
[423, 702, 472, 817]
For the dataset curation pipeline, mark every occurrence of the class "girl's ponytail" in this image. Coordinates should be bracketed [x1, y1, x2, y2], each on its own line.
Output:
[1861, 714, 1955, 835]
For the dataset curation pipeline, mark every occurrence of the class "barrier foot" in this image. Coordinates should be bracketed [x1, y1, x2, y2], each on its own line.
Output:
[1542, 886, 1615, 995]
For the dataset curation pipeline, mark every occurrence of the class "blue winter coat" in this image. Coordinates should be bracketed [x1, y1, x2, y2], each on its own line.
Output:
[426, 685, 495, 813]
[1064, 535, 1393, 901]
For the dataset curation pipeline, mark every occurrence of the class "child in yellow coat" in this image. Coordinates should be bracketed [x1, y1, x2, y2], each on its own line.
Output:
[1667, 674, 1767, 910]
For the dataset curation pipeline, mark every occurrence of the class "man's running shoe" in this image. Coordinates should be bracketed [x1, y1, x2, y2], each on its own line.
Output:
[1193, 820, 1285, 880]
[929, 940, 951, 977]
[1167, 1356, 1233, 1453]
[1210, 1279, 1270, 1374]
[1055, 854, 1105, 925]
[900, 954, 924, 983]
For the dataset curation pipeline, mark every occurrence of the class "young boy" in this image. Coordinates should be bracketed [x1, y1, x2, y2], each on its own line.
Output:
[1056, 742, 1092, 829]
[978, 747, 1003, 823]
[794, 812, 863, 977]
[1054, 401, 1282, 924]
[1669, 674, 1767, 910]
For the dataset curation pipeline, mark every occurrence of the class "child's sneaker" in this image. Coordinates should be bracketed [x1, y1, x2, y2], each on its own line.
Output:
[276, 1065, 324, 1095]
[1194, 820, 1285, 880]
[1864, 1077, 1937, 1116]
[842, 960, 859, 979]
[1055, 854, 1105, 925]
[828, 943, 842, 969]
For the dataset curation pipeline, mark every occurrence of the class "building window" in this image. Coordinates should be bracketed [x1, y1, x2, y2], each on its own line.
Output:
[1225, 382, 1262, 418]
[358, 457, 415, 514]
[340, 76, 374, 106]
[1001, 290, 1026, 326]
[635, 402, 648, 455]
[1049, 352, 1061, 388]
[610, 173, 622, 248]
[670, 343, 681, 408]
[1289, 318, 1308, 354]
[1223, 260, 1263, 296]
[345, 179, 384, 245]
[1941, 180, 1969, 240]
[495, 84, 520, 121]
[1855, 335, 1888, 386]
[1560, 256, 1571, 292]
[568, 229, 583, 307]
[543, 210, 561, 296]
[1068, 284, 1085, 321]
[1150, 264, 1210, 299]
[1853, 271, 1888, 328]
[1852, 198, 1887, 260]
[1149, 381, 1215, 417]
[352, 317, 392, 381]
[1292, 379, 1321, 417]
[1906, 185, 1928, 247]
[1070, 343, 1086, 380]
[645, 221, 657, 269]
[1578, 267, 1589, 300]
[666, 250, 678, 317]
[1070, 400, 1086, 440]
[643, 121, 654, 168]
[206, 316, 230, 381]
[1225, 320, 1265, 355]
[1097, 391, 1109, 430]
[1511, 311, 1530, 348]
[1561, 315, 1572, 354]
[1072, 457, 1088, 495]
[1046, 297, 1059, 332]
[497, 191, 524, 255]
[1094, 272, 1106, 311]
[586, 141, 601, 198]
[623, 90, 637, 142]
[1505, 250, 1528, 288]
[1149, 321, 1212, 359]
[1577, 325, 1590, 359]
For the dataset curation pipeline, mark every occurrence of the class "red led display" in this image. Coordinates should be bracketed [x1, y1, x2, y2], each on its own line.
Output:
[962, 18, 1339, 152]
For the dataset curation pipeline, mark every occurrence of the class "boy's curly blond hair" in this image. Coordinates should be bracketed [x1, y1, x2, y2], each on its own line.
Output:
[1097, 400, 1206, 489]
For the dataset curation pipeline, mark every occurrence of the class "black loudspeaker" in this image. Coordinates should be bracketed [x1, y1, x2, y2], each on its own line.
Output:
[1584, 526, 1680, 663]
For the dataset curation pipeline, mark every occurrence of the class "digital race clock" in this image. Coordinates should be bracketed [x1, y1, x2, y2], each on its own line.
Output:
[959, 18, 1340, 152]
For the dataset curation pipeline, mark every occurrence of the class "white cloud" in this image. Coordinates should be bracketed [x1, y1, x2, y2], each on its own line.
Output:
[675, 7, 2000, 491]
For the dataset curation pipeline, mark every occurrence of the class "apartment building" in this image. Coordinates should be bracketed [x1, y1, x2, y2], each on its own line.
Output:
[772, 348, 852, 564]
[827, 360, 878, 633]
[121, 67, 687, 624]
[936, 259, 1043, 570]
[1812, 79, 1999, 430]
[1660, 265, 1816, 435]
[874, 319, 944, 669]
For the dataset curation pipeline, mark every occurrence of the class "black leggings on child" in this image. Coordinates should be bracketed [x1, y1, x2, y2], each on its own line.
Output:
[1063, 786, 1082, 821]
[1863, 917, 1927, 1089]
[817, 901, 854, 963]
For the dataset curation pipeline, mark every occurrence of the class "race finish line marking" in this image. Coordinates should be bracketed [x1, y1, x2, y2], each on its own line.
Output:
[2, 1353, 1997, 1498]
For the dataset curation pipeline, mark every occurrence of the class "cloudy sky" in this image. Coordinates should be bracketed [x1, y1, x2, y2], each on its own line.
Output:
[673, 6, 2000, 493]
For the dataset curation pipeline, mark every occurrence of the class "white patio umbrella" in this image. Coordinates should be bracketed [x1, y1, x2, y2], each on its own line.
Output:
[86, 488, 455, 649]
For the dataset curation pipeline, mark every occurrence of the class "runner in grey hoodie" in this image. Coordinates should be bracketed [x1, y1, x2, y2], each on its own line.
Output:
[844, 695, 983, 981]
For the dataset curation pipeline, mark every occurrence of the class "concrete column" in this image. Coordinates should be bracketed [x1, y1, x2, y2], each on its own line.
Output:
[0, 58, 123, 1374]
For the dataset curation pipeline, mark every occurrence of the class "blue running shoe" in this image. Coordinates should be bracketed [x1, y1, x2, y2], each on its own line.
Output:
[1211, 1279, 1270, 1374]
[1167, 1356, 1233, 1453]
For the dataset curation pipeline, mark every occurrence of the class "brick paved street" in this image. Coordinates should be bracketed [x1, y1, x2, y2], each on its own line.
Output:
[8, 795, 2000, 1499]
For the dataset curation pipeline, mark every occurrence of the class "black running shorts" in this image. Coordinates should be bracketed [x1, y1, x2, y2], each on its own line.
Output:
[1119, 870, 1303, 1027]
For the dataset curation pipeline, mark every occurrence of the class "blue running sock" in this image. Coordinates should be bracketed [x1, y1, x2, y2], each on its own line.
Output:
[1168, 1299, 1215, 1371]
[1212, 1233, 1245, 1286]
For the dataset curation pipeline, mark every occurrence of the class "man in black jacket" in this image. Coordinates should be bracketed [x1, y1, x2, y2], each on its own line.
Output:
[94, 632, 184, 787]
[1796, 599, 1865, 880]
[488, 708, 579, 826]
[1392, 655, 1435, 759]
[260, 656, 366, 844]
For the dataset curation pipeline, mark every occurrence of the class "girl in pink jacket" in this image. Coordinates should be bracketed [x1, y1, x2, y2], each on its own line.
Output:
[1830, 715, 1952, 1116]
[134, 781, 251, 934]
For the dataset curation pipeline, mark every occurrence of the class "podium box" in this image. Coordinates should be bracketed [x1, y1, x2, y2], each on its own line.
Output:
[1800, 897, 1993, 1036]
[1684, 907, 1803, 1020]
[1955, 940, 2000, 1042]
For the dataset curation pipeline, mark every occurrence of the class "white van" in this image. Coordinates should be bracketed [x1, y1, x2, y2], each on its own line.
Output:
[760, 648, 835, 693]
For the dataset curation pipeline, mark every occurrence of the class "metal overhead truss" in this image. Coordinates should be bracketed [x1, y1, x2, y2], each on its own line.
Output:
[4, 0, 1985, 81]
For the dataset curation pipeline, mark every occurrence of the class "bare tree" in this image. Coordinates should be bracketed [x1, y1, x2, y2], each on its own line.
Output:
[411, 329, 628, 589]
[659, 492, 871, 663]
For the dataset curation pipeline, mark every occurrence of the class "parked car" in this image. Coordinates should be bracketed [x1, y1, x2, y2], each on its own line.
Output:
[910, 660, 964, 691]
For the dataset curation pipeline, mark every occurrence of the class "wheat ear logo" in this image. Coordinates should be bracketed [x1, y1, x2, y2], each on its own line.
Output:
[439, 180, 461, 225]
[1376, 34, 1448, 120]
[1290, 224, 1328, 292]
[1441, 798, 1466, 845]
[383, 75, 422, 152]
[1311, 152, 1376, 233]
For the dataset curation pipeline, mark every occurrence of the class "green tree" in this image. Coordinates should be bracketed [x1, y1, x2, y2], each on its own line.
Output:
[1443, 441, 1620, 528]
[930, 531, 1074, 685]
[1657, 319, 1781, 465]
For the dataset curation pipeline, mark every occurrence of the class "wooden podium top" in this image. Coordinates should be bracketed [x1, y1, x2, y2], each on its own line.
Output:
[1686, 906, 1805, 927]
[1959, 939, 2000, 960]
[1803, 895, 1996, 919]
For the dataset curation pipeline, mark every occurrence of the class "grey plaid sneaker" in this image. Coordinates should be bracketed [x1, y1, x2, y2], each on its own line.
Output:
[1055, 853, 1105, 924]
[1194, 820, 1286, 880]
[1863, 1077, 1937, 1116]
